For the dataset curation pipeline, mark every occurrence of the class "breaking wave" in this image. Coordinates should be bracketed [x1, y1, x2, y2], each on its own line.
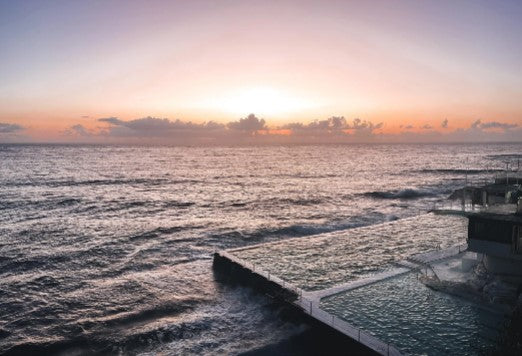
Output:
[486, 153, 522, 161]
[414, 168, 503, 175]
[362, 188, 438, 200]
[208, 213, 398, 246]
[1, 178, 200, 188]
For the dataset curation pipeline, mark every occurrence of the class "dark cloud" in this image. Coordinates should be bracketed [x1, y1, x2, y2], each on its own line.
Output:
[479, 121, 518, 130]
[98, 117, 127, 126]
[438, 119, 522, 142]
[0, 122, 24, 134]
[71, 124, 90, 136]
[348, 118, 384, 138]
[227, 114, 266, 133]
[93, 114, 387, 143]
[63, 124, 92, 137]
[400, 124, 414, 130]
[470, 119, 482, 129]
[282, 117, 382, 136]
[311, 116, 348, 131]
[56, 115, 519, 144]
[468, 119, 517, 131]
[350, 118, 383, 131]
[282, 116, 348, 134]
[99, 116, 227, 138]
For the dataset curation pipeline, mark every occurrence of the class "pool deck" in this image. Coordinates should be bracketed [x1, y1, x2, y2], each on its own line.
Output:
[214, 242, 468, 356]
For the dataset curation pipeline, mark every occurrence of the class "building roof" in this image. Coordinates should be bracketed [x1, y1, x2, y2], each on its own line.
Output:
[467, 211, 522, 224]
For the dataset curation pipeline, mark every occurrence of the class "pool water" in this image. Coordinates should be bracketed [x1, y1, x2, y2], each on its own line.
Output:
[320, 272, 507, 355]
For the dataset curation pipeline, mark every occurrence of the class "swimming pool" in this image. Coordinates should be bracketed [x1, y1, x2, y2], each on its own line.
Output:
[320, 272, 507, 355]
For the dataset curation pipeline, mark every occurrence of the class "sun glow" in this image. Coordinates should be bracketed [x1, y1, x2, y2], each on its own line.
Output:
[205, 86, 318, 117]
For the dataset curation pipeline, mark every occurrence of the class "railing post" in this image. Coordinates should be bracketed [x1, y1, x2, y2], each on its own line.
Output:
[309, 301, 312, 314]
[358, 329, 361, 341]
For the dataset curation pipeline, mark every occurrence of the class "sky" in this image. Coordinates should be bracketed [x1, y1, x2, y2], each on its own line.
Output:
[1, 0, 521, 143]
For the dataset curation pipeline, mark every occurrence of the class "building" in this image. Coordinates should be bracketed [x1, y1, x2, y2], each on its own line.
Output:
[467, 205, 522, 281]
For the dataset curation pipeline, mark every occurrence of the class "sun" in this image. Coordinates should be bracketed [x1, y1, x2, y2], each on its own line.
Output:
[207, 86, 316, 117]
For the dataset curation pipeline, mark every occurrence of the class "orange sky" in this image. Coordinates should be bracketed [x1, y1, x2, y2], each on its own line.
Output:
[1, 0, 521, 142]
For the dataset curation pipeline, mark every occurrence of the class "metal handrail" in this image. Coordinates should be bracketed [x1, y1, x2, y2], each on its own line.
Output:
[217, 249, 402, 355]
[298, 294, 402, 356]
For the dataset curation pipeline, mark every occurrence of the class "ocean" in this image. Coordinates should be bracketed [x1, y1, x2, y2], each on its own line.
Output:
[1, 143, 521, 355]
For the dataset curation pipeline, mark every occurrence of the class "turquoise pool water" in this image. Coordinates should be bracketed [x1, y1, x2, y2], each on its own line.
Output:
[320, 272, 507, 355]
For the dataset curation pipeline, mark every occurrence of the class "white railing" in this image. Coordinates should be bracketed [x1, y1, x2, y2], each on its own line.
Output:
[426, 200, 479, 213]
[458, 171, 521, 187]
[216, 242, 469, 356]
[215, 250, 402, 356]
[296, 297, 402, 356]
[462, 177, 493, 187]
[422, 173, 521, 214]
[408, 243, 467, 265]
[217, 250, 303, 296]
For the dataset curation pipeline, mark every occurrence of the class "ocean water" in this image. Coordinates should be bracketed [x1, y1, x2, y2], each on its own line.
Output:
[1, 143, 521, 355]
[232, 213, 467, 291]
